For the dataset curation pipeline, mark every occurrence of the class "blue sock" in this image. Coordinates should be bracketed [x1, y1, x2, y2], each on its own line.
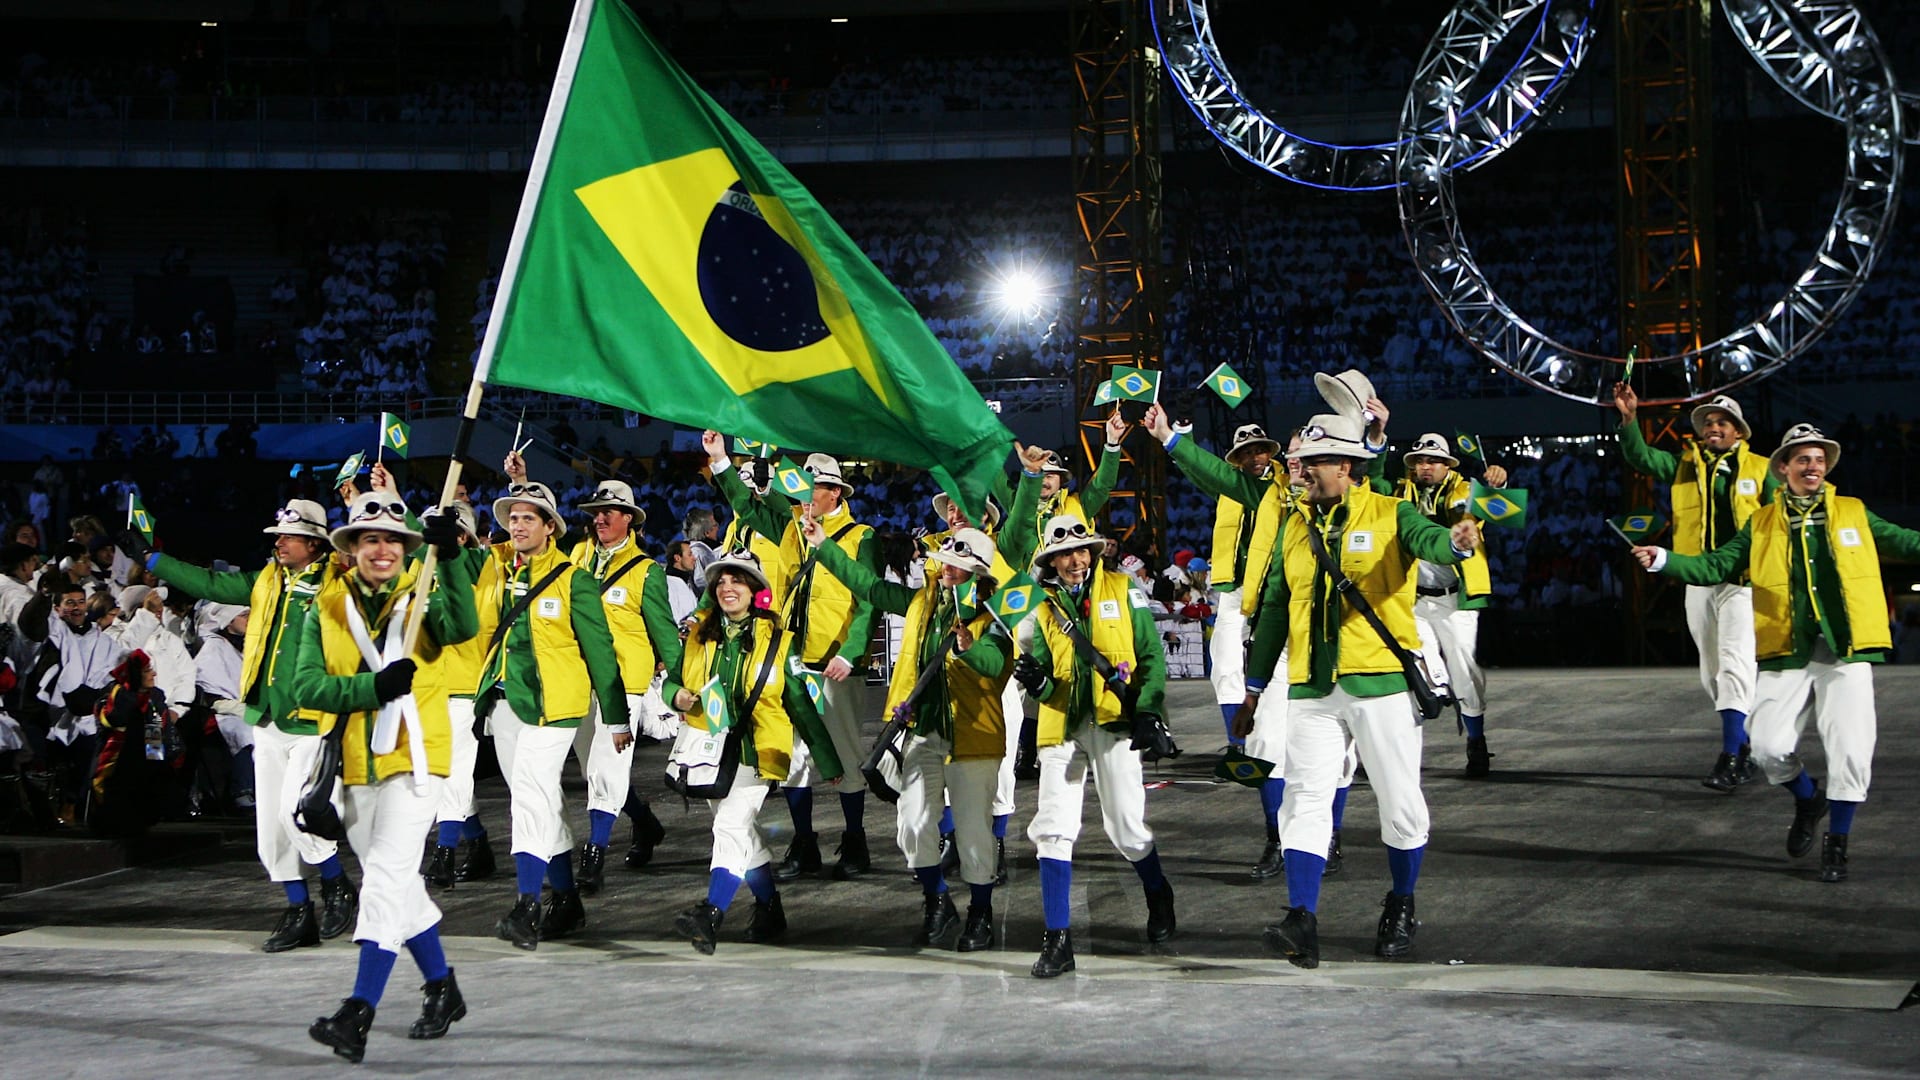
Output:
[1038, 857, 1073, 930]
[913, 865, 949, 896]
[1387, 844, 1426, 896]
[1221, 703, 1243, 746]
[1719, 710, 1747, 756]
[283, 880, 308, 905]
[1828, 801, 1859, 835]
[588, 809, 616, 848]
[436, 821, 462, 847]
[785, 787, 814, 837]
[316, 855, 344, 881]
[744, 864, 776, 903]
[513, 852, 546, 896]
[939, 805, 954, 836]
[1786, 771, 1817, 800]
[1332, 785, 1350, 830]
[1130, 848, 1168, 894]
[840, 789, 866, 831]
[706, 868, 742, 910]
[462, 816, 487, 842]
[404, 926, 449, 982]
[993, 813, 1009, 839]
[1462, 714, 1485, 740]
[1284, 850, 1326, 912]
[1259, 778, 1286, 842]
[547, 850, 576, 891]
[970, 882, 994, 910]
[351, 942, 397, 1007]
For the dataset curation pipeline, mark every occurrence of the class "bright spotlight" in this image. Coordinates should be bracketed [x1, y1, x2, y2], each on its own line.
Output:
[982, 262, 1052, 322]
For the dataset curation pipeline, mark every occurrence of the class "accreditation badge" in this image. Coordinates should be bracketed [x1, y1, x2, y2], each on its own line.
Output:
[1098, 599, 1122, 620]
[537, 596, 563, 618]
[1347, 531, 1374, 553]
[1838, 527, 1862, 547]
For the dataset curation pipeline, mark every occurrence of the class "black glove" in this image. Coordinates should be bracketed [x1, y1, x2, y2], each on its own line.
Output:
[420, 509, 462, 560]
[115, 529, 154, 565]
[1129, 711, 1182, 763]
[1013, 654, 1049, 696]
[372, 659, 417, 703]
[0, 620, 14, 655]
[64, 686, 102, 716]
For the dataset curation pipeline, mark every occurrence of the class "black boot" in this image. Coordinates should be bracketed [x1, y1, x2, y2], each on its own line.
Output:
[773, 832, 821, 882]
[1031, 928, 1074, 978]
[624, 802, 667, 869]
[1465, 737, 1492, 778]
[1734, 743, 1760, 786]
[407, 968, 466, 1040]
[831, 828, 871, 880]
[455, 835, 497, 881]
[992, 837, 1008, 886]
[1788, 789, 1829, 857]
[1145, 883, 1177, 944]
[937, 832, 960, 878]
[1249, 840, 1285, 881]
[318, 875, 358, 940]
[743, 892, 788, 943]
[540, 888, 586, 939]
[674, 900, 724, 954]
[496, 895, 542, 951]
[1324, 829, 1344, 876]
[956, 903, 995, 952]
[914, 891, 960, 946]
[577, 843, 607, 895]
[1376, 891, 1419, 959]
[263, 900, 320, 953]
[1702, 752, 1740, 793]
[423, 845, 458, 890]
[1819, 833, 1849, 883]
[309, 998, 375, 1063]
[1264, 906, 1319, 969]
[1013, 743, 1039, 782]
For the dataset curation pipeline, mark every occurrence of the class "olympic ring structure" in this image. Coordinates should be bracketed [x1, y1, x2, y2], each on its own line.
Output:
[1725, 0, 1920, 145]
[1152, 0, 1597, 192]
[1397, 0, 1902, 406]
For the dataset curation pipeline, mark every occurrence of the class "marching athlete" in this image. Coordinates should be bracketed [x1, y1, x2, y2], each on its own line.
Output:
[418, 501, 501, 889]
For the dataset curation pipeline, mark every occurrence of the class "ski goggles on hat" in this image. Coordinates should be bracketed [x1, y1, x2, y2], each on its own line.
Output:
[588, 486, 627, 502]
[349, 501, 408, 522]
[1046, 520, 1092, 544]
[276, 507, 326, 528]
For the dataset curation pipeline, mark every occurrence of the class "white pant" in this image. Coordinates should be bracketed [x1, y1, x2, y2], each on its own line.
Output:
[785, 673, 867, 792]
[1244, 678, 1288, 769]
[1748, 655, 1876, 802]
[343, 774, 444, 951]
[992, 616, 1037, 819]
[707, 772, 774, 877]
[1027, 722, 1154, 863]
[1684, 583, 1757, 714]
[1209, 587, 1247, 704]
[436, 697, 480, 826]
[491, 704, 575, 860]
[1280, 686, 1429, 858]
[1414, 592, 1485, 717]
[896, 733, 1000, 884]
[572, 693, 646, 818]
[214, 714, 255, 755]
[254, 723, 339, 882]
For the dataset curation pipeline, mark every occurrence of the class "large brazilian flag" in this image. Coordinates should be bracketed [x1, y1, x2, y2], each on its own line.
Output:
[479, 0, 1013, 521]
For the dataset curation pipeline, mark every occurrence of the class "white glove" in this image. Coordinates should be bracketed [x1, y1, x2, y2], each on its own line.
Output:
[639, 703, 682, 742]
[212, 698, 245, 717]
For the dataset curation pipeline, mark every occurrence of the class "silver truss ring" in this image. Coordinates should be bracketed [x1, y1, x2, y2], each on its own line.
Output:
[1724, 0, 1920, 144]
[1396, 0, 1903, 406]
[1153, 0, 1597, 192]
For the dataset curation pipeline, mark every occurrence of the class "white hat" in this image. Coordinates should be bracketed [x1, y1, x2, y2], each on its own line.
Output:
[330, 492, 424, 555]
[804, 453, 850, 491]
[702, 546, 771, 595]
[492, 481, 565, 530]
[1225, 424, 1281, 465]
[1770, 423, 1841, 475]
[1313, 369, 1377, 424]
[927, 527, 997, 585]
[116, 584, 166, 612]
[1032, 514, 1105, 576]
[578, 480, 646, 522]
[1402, 432, 1459, 468]
[1689, 395, 1752, 440]
[263, 499, 330, 541]
[198, 602, 248, 634]
[930, 492, 1002, 529]
[421, 501, 478, 538]
[1040, 449, 1073, 478]
[1288, 413, 1375, 461]
[738, 458, 772, 494]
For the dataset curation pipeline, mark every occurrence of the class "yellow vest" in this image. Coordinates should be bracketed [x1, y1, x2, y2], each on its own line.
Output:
[1036, 490, 1090, 533]
[1209, 466, 1274, 591]
[568, 537, 659, 691]
[1281, 486, 1420, 685]
[679, 614, 797, 781]
[439, 554, 487, 701]
[1395, 472, 1491, 599]
[313, 568, 452, 786]
[1747, 488, 1890, 660]
[473, 541, 593, 724]
[777, 502, 872, 666]
[1671, 442, 1769, 556]
[1034, 565, 1138, 746]
[240, 558, 331, 726]
[1240, 482, 1299, 618]
[884, 583, 1009, 760]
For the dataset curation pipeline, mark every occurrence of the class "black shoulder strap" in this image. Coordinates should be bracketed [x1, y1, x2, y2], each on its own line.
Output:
[788, 520, 862, 655]
[1039, 588, 1129, 696]
[737, 623, 784, 719]
[485, 561, 572, 663]
[597, 552, 647, 596]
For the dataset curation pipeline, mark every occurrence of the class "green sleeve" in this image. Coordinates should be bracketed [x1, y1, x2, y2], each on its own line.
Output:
[835, 530, 881, 665]
[1867, 510, 1920, 561]
[955, 620, 1010, 679]
[291, 607, 378, 716]
[814, 535, 915, 615]
[568, 569, 631, 729]
[1762, 470, 1784, 503]
[149, 553, 259, 605]
[783, 673, 843, 781]
[1168, 437, 1265, 507]
[1081, 446, 1121, 517]
[425, 551, 478, 647]
[1617, 416, 1678, 482]
[1129, 599, 1167, 719]
[1367, 452, 1393, 495]
[713, 464, 794, 546]
[1661, 522, 1752, 585]
[641, 568, 686, 703]
[999, 469, 1044, 571]
[1395, 501, 1468, 564]
[1246, 522, 1291, 686]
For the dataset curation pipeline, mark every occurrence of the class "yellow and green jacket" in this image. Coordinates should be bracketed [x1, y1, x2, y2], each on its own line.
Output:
[715, 464, 878, 669]
[1024, 564, 1166, 746]
[678, 610, 841, 782]
[997, 447, 1119, 575]
[1619, 420, 1778, 556]
[1165, 434, 1283, 593]
[473, 540, 629, 730]
[567, 535, 686, 705]
[1363, 458, 1493, 610]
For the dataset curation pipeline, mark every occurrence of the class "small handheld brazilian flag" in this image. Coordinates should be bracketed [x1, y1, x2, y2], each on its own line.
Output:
[334, 451, 366, 489]
[1201, 361, 1250, 408]
[786, 656, 825, 710]
[733, 436, 778, 459]
[379, 412, 411, 459]
[1608, 510, 1668, 543]
[954, 578, 980, 621]
[1092, 379, 1116, 407]
[697, 675, 732, 733]
[1469, 480, 1528, 528]
[1109, 365, 1159, 402]
[1453, 429, 1485, 465]
[128, 494, 155, 543]
[1214, 747, 1276, 788]
[989, 570, 1038, 629]
[772, 459, 815, 501]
